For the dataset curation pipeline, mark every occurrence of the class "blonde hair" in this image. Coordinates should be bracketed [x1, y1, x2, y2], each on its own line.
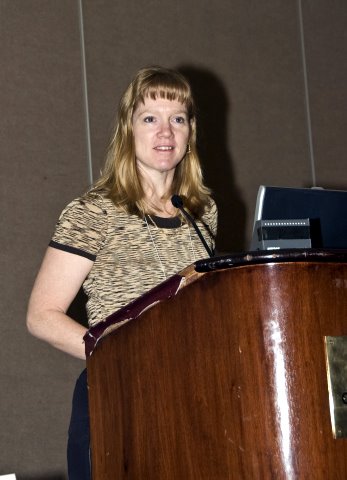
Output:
[93, 66, 211, 218]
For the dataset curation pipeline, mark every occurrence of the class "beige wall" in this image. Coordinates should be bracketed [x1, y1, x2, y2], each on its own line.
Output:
[1, 1, 346, 477]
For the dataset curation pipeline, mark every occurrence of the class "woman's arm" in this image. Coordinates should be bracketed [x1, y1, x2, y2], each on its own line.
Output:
[27, 246, 94, 360]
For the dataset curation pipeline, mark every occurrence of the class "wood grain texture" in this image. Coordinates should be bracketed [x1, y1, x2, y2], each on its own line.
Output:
[87, 261, 347, 479]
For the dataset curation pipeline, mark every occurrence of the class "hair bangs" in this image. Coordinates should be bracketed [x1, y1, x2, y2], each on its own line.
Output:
[136, 73, 193, 115]
[147, 85, 190, 103]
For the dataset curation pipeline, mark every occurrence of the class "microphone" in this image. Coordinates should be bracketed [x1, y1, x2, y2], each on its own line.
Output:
[171, 195, 214, 258]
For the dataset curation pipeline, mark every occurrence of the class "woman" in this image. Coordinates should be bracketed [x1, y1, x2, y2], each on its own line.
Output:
[27, 66, 217, 478]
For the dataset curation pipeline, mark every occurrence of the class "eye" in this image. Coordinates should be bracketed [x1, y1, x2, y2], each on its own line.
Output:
[144, 116, 155, 123]
[172, 115, 187, 124]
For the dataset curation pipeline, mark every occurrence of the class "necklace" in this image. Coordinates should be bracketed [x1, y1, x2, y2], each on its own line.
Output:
[145, 215, 166, 278]
[144, 215, 197, 280]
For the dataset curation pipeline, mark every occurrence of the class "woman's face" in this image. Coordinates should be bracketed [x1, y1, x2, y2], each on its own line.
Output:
[132, 96, 190, 178]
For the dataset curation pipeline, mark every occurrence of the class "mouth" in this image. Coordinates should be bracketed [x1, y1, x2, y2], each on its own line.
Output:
[154, 146, 175, 151]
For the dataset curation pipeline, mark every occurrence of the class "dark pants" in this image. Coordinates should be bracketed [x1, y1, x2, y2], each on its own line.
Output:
[67, 369, 91, 480]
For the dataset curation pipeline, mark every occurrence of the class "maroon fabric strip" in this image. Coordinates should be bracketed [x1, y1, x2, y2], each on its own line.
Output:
[84, 273, 183, 356]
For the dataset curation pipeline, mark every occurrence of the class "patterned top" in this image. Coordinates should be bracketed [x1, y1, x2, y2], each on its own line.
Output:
[49, 192, 218, 326]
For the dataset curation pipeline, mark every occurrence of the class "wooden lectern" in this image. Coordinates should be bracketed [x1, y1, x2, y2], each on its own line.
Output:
[85, 249, 347, 479]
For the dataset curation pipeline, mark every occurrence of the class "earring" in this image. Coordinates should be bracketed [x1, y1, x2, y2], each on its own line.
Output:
[186, 144, 191, 154]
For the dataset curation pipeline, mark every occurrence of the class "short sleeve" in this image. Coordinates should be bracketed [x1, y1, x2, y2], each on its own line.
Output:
[49, 195, 108, 261]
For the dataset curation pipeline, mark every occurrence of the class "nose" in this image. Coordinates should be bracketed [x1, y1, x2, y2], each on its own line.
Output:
[158, 119, 173, 137]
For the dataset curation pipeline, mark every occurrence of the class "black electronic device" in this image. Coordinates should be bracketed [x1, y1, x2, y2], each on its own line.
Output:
[250, 186, 347, 250]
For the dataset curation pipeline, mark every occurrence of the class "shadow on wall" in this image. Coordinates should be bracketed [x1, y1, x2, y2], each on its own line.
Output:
[177, 65, 247, 253]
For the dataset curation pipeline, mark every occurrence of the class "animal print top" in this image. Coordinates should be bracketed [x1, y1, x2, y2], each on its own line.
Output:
[49, 192, 218, 326]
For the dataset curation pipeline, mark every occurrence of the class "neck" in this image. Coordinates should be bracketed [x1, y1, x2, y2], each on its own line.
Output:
[144, 195, 178, 218]
[141, 173, 177, 218]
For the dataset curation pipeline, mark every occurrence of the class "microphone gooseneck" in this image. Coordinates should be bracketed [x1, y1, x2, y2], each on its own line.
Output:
[171, 195, 213, 258]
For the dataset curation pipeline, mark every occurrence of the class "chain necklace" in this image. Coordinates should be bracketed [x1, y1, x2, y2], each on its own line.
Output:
[144, 214, 197, 280]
